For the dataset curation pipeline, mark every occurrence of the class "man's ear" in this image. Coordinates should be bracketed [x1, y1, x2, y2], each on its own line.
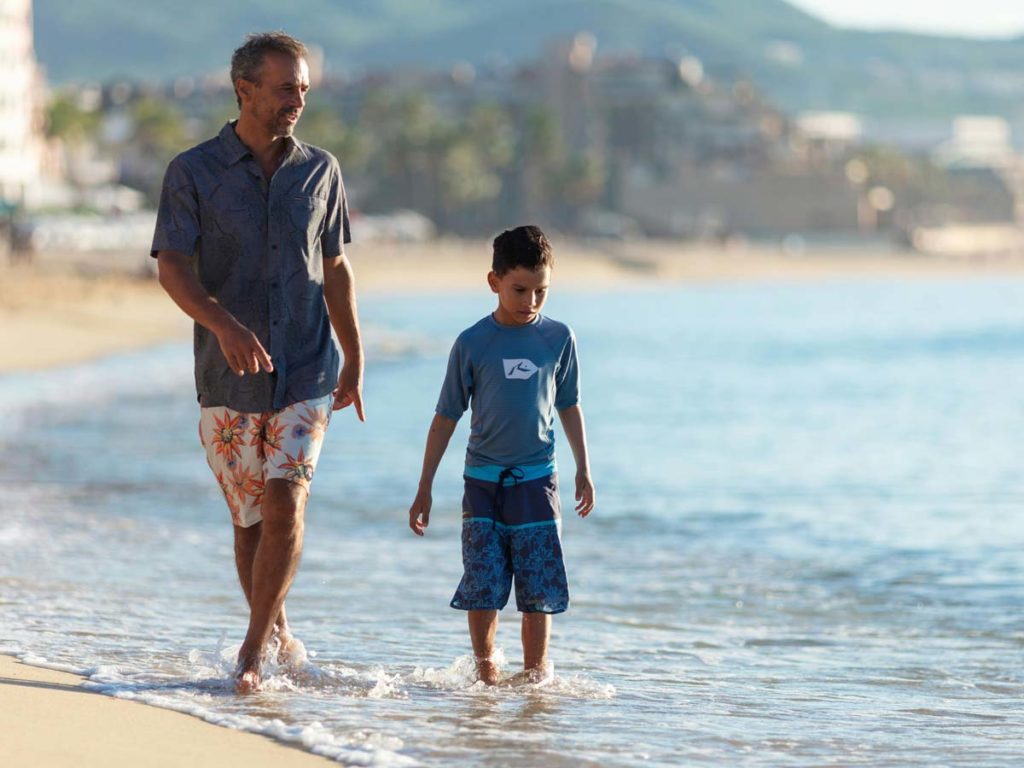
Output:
[487, 270, 500, 293]
[235, 79, 253, 105]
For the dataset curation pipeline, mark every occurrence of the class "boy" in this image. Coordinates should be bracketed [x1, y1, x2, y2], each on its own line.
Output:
[408, 225, 595, 685]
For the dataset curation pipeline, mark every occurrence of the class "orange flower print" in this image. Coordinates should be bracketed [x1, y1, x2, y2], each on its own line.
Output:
[229, 465, 258, 506]
[292, 405, 329, 441]
[216, 471, 242, 525]
[246, 475, 266, 508]
[211, 411, 245, 462]
[261, 416, 286, 459]
[278, 448, 314, 483]
[248, 414, 266, 457]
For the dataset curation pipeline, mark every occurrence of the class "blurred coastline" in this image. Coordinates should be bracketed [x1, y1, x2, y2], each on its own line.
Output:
[3, 236, 1024, 375]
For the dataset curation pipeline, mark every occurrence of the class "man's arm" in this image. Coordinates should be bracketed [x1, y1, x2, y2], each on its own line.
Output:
[323, 254, 365, 420]
[558, 404, 595, 517]
[156, 250, 273, 376]
[408, 413, 458, 536]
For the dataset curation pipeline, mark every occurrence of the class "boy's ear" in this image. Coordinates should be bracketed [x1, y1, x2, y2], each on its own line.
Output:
[487, 270, 500, 293]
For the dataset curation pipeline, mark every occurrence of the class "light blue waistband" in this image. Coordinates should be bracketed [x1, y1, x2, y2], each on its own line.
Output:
[464, 459, 556, 486]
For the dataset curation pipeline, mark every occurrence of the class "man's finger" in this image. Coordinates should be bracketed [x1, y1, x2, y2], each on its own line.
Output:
[256, 343, 274, 373]
[352, 390, 366, 422]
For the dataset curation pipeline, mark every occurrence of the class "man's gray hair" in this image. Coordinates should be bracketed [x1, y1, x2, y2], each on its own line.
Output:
[230, 31, 308, 108]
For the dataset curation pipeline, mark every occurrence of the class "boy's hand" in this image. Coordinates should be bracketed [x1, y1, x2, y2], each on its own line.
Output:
[575, 471, 595, 517]
[409, 489, 432, 536]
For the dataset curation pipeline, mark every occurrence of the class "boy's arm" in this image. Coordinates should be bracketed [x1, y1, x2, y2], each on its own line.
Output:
[409, 413, 458, 536]
[558, 404, 595, 517]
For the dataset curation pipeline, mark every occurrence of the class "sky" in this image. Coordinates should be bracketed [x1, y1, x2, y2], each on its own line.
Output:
[788, 0, 1024, 39]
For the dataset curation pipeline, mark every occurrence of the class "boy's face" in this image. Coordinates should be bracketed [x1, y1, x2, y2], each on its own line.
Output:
[488, 266, 551, 326]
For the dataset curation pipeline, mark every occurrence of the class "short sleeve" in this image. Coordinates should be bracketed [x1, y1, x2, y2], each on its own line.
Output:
[435, 336, 473, 421]
[321, 159, 351, 258]
[554, 328, 580, 410]
[150, 156, 200, 258]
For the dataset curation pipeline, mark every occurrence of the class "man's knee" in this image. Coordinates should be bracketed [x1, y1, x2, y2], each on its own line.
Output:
[261, 479, 308, 533]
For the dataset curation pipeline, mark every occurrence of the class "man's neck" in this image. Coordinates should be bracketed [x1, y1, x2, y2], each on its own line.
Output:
[234, 116, 290, 177]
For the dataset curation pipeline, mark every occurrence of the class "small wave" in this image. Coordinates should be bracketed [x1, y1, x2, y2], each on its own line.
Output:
[407, 652, 615, 699]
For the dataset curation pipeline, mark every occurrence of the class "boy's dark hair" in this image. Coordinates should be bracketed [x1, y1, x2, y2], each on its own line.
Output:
[230, 31, 309, 108]
[492, 225, 554, 275]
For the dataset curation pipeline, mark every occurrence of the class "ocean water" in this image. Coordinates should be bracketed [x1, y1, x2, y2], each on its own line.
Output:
[3, 278, 1024, 766]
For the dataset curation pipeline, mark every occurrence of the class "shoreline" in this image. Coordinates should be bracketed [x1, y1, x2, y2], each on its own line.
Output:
[0, 654, 333, 768]
[3, 238, 1024, 375]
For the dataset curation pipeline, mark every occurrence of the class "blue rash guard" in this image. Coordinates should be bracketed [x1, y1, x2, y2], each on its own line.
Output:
[435, 313, 580, 483]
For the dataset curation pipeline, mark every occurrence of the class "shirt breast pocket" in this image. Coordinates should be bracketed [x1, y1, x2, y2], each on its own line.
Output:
[286, 195, 328, 246]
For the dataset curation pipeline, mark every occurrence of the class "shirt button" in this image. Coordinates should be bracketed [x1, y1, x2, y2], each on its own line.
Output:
[272, 245, 278, 250]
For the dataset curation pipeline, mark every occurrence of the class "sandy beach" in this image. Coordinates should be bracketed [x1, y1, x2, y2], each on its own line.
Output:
[4, 238, 1023, 375]
[0, 655, 332, 768]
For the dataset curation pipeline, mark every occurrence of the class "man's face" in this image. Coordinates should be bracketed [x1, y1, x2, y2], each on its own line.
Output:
[488, 266, 551, 326]
[241, 53, 310, 137]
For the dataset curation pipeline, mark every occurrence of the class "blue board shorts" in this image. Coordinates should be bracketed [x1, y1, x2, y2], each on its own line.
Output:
[451, 471, 569, 614]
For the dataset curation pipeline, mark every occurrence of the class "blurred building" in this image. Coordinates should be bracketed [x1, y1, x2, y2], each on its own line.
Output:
[0, 0, 47, 207]
[934, 116, 1015, 170]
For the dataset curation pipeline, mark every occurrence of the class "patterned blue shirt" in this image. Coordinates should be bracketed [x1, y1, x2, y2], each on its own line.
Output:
[151, 121, 351, 412]
[436, 313, 581, 468]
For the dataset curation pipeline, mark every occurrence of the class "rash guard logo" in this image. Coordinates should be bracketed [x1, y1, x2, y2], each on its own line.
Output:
[503, 359, 539, 380]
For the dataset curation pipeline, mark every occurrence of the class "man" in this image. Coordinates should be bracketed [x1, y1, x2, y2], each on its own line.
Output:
[151, 32, 364, 693]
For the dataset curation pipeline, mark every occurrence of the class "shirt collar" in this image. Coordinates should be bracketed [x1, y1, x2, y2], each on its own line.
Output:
[218, 120, 310, 166]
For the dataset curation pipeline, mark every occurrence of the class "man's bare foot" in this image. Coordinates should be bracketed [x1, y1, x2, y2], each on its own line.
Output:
[475, 655, 499, 686]
[271, 628, 307, 667]
[234, 655, 262, 696]
[235, 660, 262, 694]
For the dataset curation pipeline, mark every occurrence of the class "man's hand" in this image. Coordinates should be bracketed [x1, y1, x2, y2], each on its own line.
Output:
[574, 471, 595, 518]
[409, 489, 432, 536]
[215, 319, 274, 376]
[332, 359, 365, 420]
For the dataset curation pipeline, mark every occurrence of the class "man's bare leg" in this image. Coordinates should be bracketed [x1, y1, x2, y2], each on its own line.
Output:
[235, 479, 307, 693]
[467, 610, 500, 685]
[233, 522, 296, 657]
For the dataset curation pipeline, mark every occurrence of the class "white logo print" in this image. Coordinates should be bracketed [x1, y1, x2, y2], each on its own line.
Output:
[503, 358, 539, 380]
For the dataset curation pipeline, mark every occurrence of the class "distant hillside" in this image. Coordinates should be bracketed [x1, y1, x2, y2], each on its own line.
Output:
[33, 0, 1024, 123]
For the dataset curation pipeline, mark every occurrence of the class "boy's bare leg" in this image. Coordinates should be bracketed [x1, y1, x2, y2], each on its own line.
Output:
[233, 523, 298, 659]
[468, 609, 500, 685]
[521, 612, 551, 679]
[234, 479, 307, 693]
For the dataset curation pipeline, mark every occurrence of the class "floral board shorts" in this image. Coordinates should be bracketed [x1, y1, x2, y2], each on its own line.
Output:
[451, 472, 569, 614]
[198, 394, 333, 528]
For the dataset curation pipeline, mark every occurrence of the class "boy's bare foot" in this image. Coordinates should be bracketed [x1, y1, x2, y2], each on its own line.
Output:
[501, 662, 553, 687]
[475, 655, 500, 685]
